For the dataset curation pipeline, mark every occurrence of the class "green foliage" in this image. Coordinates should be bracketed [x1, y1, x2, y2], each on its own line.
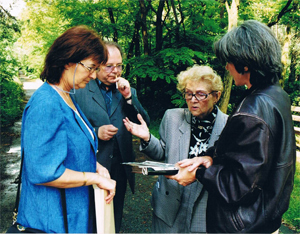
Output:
[16, 0, 68, 77]
[284, 79, 300, 106]
[148, 118, 162, 139]
[0, 5, 20, 82]
[0, 4, 25, 127]
[283, 161, 300, 232]
[0, 80, 24, 127]
[127, 47, 209, 119]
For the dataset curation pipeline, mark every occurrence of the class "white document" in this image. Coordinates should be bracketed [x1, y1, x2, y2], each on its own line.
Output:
[93, 185, 115, 234]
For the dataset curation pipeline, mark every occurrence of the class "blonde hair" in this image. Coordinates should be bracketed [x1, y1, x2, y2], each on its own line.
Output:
[177, 65, 223, 93]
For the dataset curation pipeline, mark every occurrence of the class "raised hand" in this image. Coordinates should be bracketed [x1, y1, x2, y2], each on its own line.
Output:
[123, 114, 150, 141]
[116, 77, 131, 99]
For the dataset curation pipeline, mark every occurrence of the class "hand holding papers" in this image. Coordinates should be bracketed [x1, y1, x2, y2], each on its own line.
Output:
[123, 161, 179, 175]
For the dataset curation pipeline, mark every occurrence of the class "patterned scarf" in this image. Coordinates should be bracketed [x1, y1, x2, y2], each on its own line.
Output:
[188, 106, 217, 158]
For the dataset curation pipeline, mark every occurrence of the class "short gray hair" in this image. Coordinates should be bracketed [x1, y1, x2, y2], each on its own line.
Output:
[214, 20, 282, 86]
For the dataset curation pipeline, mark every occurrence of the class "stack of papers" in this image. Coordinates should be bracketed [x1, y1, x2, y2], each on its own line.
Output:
[123, 161, 178, 175]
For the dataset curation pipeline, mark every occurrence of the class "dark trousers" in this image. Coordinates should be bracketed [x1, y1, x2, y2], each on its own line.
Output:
[110, 162, 127, 233]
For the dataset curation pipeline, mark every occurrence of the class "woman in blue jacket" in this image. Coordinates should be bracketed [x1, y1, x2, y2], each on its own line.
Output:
[16, 26, 116, 233]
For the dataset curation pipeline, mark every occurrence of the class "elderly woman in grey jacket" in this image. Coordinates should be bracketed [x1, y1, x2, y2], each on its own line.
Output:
[123, 65, 228, 233]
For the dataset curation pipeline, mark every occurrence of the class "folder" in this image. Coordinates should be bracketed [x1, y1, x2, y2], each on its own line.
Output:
[93, 185, 115, 234]
[123, 161, 179, 175]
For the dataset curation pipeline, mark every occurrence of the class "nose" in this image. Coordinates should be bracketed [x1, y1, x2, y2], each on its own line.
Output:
[111, 66, 118, 73]
[90, 70, 97, 79]
[225, 63, 229, 71]
[191, 95, 198, 102]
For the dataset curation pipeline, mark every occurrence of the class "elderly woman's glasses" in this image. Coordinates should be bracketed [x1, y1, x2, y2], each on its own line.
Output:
[78, 62, 100, 73]
[104, 64, 123, 73]
[184, 91, 217, 101]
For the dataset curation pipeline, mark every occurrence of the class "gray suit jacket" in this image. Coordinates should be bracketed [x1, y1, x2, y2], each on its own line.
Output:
[73, 79, 150, 192]
[141, 107, 228, 232]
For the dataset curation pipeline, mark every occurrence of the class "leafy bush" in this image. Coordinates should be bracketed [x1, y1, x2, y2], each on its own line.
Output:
[0, 80, 24, 127]
[284, 79, 300, 106]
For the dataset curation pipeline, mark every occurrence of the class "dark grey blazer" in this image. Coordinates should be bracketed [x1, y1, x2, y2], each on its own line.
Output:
[141, 107, 228, 232]
[73, 79, 150, 192]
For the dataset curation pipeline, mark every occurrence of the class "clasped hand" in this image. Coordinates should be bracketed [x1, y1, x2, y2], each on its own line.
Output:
[166, 156, 213, 186]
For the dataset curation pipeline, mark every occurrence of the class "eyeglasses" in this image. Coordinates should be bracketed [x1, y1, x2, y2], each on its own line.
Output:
[78, 62, 100, 73]
[104, 64, 123, 73]
[183, 91, 217, 101]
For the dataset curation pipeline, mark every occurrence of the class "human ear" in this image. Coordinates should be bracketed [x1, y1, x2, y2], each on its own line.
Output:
[64, 63, 73, 70]
[215, 91, 221, 103]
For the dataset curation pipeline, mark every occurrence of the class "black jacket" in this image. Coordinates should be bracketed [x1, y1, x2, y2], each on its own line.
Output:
[196, 84, 296, 233]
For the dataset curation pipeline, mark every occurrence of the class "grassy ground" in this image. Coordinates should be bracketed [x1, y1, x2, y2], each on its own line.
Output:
[282, 161, 300, 232]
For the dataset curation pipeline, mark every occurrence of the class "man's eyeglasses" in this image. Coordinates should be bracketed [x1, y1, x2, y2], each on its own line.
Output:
[183, 91, 217, 101]
[78, 62, 100, 73]
[104, 64, 123, 73]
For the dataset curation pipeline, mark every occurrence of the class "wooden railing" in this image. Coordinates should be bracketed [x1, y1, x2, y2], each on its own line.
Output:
[291, 106, 300, 135]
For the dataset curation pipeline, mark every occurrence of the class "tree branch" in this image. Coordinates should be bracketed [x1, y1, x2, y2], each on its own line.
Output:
[267, 0, 293, 27]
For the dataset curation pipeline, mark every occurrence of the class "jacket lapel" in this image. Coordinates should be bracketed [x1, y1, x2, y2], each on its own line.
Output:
[73, 100, 98, 154]
[89, 80, 107, 112]
[209, 107, 227, 147]
[178, 110, 191, 161]
[110, 91, 122, 116]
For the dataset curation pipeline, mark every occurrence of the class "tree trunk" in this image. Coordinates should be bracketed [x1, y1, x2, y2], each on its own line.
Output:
[170, 0, 180, 42]
[156, 0, 166, 51]
[288, 32, 299, 84]
[126, 18, 141, 94]
[219, 0, 239, 114]
[281, 24, 292, 87]
[139, 0, 149, 55]
[177, 0, 186, 38]
[108, 8, 118, 42]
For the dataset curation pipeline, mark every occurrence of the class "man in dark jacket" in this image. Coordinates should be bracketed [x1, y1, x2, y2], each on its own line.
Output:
[169, 20, 296, 233]
[73, 42, 150, 232]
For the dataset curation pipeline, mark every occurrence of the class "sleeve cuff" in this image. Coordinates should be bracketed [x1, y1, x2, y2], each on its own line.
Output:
[196, 165, 206, 181]
[141, 134, 151, 148]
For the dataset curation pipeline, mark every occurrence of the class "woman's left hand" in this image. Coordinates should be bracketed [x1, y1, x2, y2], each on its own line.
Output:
[96, 162, 111, 179]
